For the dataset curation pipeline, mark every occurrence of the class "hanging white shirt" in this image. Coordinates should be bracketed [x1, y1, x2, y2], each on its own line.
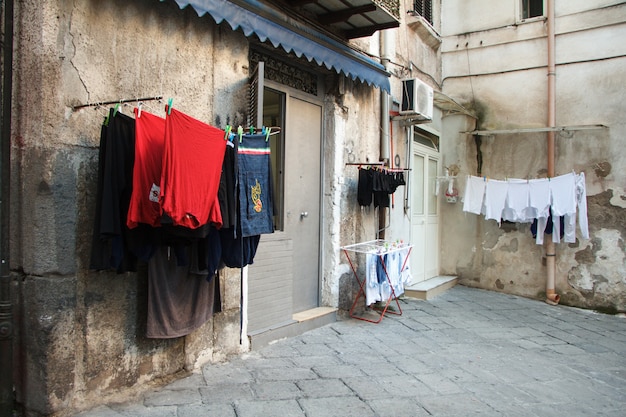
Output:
[365, 253, 381, 306]
[563, 172, 589, 243]
[549, 173, 577, 243]
[462, 175, 486, 215]
[484, 179, 509, 224]
[503, 179, 532, 223]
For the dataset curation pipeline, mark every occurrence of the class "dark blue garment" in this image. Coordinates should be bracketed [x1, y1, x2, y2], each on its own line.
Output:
[376, 254, 387, 284]
[195, 226, 222, 281]
[531, 212, 565, 239]
[237, 133, 274, 237]
[219, 227, 260, 268]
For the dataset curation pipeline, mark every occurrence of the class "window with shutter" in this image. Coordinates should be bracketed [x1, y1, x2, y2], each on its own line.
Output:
[413, 0, 433, 25]
[249, 62, 264, 129]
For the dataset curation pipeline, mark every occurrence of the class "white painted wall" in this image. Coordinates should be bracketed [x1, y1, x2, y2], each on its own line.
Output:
[440, 0, 626, 310]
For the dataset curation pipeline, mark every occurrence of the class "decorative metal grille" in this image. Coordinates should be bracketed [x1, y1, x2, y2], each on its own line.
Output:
[376, 0, 401, 20]
[250, 49, 318, 96]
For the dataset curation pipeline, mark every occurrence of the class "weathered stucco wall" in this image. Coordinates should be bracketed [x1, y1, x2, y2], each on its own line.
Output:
[325, 80, 382, 311]
[440, 1, 626, 312]
[13, 0, 400, 413]
[329, 0, 444, 311]
[13, 0, 250, 414]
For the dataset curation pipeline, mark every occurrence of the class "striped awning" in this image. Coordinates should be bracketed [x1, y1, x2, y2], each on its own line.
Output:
[162, 0, 391, 92]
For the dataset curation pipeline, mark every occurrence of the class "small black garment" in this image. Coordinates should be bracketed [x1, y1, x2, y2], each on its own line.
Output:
[89, 109, 139, 273]
[218, 140, 238, 229]
[389, 171, 405, 193]
[357, 168, 374, 206]
[358, 167, 405, 208]
[194, 225, 222, 281]
[372, 169, 389, 208]
[373, 189, 390, 208]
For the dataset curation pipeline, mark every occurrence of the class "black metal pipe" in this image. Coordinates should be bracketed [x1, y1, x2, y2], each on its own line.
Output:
[0, 0, 14, 414]
[72, 95, 163, 110]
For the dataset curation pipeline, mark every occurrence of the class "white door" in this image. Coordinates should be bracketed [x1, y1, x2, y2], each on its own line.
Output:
[286, 96, 322, 312]
[410, 140, 440, 284]
[248, 87, 322, 333]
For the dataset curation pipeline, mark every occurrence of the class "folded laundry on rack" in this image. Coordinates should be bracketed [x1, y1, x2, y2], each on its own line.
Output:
[365, 248, 412, 306]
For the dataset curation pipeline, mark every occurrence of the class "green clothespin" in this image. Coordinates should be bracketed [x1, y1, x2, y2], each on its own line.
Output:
[224, 125, 232, 141]
[113, 102, 120, 117]
[238, 125, 244, 143]
[264, 126, 270, 142]
[249, 125, 255, 135]
[167, 98, 173, 115]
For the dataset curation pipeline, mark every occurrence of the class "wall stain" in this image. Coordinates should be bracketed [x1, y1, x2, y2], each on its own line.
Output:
[587, 190, 626, 237]
[574, 238, 601, 264]
[500, 237, 518, 252]
[593, 161, 611, 178]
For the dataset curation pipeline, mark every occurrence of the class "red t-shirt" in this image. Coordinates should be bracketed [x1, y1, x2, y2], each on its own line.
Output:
[160, 108, 226, 229]
[127, 109, 166, 228]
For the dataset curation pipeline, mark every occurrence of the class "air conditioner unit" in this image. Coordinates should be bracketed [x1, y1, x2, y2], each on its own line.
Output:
[400, 78, 434, 120]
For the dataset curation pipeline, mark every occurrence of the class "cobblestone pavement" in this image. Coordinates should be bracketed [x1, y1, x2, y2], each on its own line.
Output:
[76, 285, 626, 417]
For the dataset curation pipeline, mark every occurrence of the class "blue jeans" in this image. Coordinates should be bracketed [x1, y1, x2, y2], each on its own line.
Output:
[238, 133, 274, 237]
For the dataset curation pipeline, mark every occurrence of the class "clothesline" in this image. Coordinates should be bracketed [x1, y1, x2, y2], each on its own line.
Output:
[345, 162, 411, 172]
[72, 95, 163, 111]
[462, 172, 589, 245]
[466, 170, 576, 182]
[341, 239, 412, 255]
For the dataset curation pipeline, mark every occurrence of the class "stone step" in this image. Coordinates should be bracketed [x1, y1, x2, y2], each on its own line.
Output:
[249, 307, 337, 350]
[404, 275, 458, 300]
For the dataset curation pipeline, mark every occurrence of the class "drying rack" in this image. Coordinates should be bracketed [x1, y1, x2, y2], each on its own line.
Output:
[341, 239, 413, 324]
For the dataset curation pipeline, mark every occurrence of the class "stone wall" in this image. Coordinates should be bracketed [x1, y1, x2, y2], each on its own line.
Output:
[12, 0, 250, 414]
[440, 0, 626, 311]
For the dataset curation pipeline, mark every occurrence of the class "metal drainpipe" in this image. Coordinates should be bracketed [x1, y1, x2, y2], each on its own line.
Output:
[378, 30, 391, 239]
[0, 0, 14, 412]
[545, 0, 560, 305]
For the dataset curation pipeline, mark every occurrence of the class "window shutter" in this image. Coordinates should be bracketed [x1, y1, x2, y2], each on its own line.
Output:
[249, 61, 264, 128]
[414, 0, 433, 25]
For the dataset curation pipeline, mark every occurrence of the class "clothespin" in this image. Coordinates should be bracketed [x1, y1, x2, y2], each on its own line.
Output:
[225, 125, 235, 148]
[137, 102, 143, 118]
[238, 125, 244, 143]
[113, 102, 120, 117]
[167, 98, 173, 115]
[249, 125, 255, 135]
[224, 125, 232, 141]
[103, 107, 110, 126]
[265, 126, 271, 142]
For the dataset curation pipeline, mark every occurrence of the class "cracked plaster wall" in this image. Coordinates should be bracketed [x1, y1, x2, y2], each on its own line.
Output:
[13, 0, 249, 414]
[440, 1, 626, 312]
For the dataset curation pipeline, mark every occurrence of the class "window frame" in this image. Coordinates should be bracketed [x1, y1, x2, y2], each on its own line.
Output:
[519, 0, 545, 22]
